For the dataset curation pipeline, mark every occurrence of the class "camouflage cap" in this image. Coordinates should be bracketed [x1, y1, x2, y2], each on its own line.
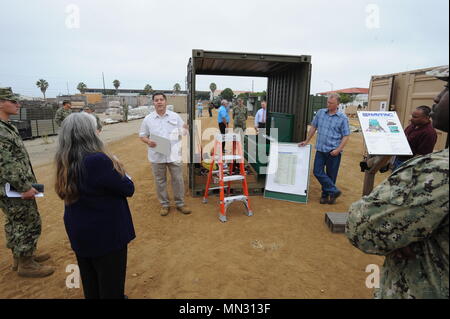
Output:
[426, 65, 449, 81]
[0, 87, 20, 102]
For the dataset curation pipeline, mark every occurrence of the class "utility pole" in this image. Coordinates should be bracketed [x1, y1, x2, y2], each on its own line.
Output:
[102, 72, 106, 94]
[252, 80, 254, 93]
[324, 80, 334, 92]
[66, 82, 70, 95]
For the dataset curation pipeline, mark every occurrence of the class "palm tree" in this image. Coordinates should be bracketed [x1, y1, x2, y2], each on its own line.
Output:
[113, 79, 120, 94]
[209, 82, 217, 100]
[173, 83, 181, 94]
[144, 84, 153, 95]
[36, 79, 49, 100]
[77, 82, 87, 94]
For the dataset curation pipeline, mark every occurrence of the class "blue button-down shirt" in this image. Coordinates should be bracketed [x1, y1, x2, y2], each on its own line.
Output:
[311, 108, 350, 153]
[217, 105, 230, 124]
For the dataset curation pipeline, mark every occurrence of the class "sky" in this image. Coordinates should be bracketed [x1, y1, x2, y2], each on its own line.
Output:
[0, 0, 448, 98]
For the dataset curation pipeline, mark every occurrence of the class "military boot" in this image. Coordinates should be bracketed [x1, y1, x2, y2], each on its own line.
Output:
[17, 256, 54, 278]
[12, 253, 51, 271]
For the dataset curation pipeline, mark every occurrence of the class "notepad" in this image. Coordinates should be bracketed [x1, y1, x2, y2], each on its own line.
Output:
[5, 183, 44, 198]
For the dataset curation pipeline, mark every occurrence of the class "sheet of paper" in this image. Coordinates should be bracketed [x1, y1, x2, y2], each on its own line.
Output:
[150, 134, 171, 156]
[5, 183, 44, 198]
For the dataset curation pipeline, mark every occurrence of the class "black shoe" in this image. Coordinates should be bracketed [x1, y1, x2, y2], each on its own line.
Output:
[328, 191, 342, 204]
[320, 196, 329, 204]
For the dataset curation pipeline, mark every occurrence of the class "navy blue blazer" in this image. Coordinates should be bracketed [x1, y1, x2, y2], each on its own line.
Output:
[64, 152, 136, 258]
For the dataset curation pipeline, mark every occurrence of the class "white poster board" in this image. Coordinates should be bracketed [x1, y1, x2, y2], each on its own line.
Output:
[358, 111, 412, 156]
[264, 143, 311, 202]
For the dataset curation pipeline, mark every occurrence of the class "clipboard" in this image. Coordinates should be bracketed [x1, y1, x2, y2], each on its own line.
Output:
[150, 134, 171, 156]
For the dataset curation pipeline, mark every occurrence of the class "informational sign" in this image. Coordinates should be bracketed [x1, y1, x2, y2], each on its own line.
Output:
[264, 143, 311, 203]
[358, 111, 413, 156]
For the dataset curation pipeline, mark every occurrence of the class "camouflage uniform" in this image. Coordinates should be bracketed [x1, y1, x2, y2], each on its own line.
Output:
[54, 107, 72, 126]
[346, 149, 449, 299]
[0, 119, 42, 258]
[232, 104, 248, 131]
[94, 113, 102, 131]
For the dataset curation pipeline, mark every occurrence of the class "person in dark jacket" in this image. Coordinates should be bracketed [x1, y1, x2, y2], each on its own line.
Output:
[54, 112, 135, 299]
[392, 105, 437, 170]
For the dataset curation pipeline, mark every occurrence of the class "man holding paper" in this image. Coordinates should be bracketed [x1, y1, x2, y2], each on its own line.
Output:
[139, 93, 191, 216]
[0, 88, 54, 278]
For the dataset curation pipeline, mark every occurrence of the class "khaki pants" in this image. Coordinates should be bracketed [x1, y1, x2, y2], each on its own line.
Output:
[151, 162, 185, 208]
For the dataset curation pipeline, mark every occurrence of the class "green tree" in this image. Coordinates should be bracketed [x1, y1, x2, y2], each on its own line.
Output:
[143, 84, 154, 95]
[77, 82, 87, 94]
[173, 83, 181, 94]
[220, 88, 234, 101]
[36, 79, 49, 100]
[209, 82, 217, 100]
[113, 79, 121, 94]
[338, 93, 354, 105]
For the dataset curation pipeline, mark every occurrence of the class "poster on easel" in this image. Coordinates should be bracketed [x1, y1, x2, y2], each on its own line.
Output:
[264, 143, 312, 203]
[358, 111, 412, 156]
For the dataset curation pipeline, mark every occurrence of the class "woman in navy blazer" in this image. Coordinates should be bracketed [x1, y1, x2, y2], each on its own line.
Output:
[54, 112, 135, 299]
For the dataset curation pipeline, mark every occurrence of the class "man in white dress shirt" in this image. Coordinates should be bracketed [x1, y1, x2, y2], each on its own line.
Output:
[254, 100, 267, 133]
[139, 93, 191, 216]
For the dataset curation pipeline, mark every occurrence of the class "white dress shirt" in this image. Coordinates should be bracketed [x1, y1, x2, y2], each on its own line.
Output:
[139, 110, 185, 163]
[254, 108, 267, 127]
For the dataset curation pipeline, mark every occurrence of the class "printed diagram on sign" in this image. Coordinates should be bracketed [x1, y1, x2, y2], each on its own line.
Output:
[366, 119, 385, 132]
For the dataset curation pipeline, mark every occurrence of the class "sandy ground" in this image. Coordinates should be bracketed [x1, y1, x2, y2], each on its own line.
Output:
[0, 108, 389, 299]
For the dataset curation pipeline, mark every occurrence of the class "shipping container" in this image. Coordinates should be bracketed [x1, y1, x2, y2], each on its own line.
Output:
[187, 49, 312, 196]
[367, 65, 448, 150]
[307, 95, 328, 123]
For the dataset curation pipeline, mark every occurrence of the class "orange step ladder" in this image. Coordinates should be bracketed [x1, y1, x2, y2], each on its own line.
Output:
[202, 133, 253, 222]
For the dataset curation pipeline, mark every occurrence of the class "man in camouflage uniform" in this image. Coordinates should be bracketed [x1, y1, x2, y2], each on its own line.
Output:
[232, 98, 248, 137]
[83, 105, 102, 132]
[345, 66, 449, 299]
[0, 88, 54, 278]
[54, 100, 72, 126]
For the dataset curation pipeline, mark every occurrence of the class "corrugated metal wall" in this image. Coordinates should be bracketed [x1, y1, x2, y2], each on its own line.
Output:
[267, 63, 311, 141]
[368, 67, 448, 151]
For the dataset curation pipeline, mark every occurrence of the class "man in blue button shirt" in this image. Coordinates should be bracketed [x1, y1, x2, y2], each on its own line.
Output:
[217, 99, 230, 153]
[299, 93, 350, 204]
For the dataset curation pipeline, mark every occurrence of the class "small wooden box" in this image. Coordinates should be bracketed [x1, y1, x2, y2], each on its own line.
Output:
[325, 212, 349, 233]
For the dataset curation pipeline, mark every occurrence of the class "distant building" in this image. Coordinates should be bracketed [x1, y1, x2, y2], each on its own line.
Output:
[317, 88, 369, 112]
[317, 87, 369, 108]
[83, 88, 190, 95]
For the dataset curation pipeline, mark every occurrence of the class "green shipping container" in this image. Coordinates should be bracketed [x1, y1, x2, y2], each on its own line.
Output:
[307, 95, 327, 123]
[268, 112, 294, 143]
[244, 112, 294, 174]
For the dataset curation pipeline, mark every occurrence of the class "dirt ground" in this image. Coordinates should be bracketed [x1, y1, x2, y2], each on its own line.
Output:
[0, 108, 389, 299]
